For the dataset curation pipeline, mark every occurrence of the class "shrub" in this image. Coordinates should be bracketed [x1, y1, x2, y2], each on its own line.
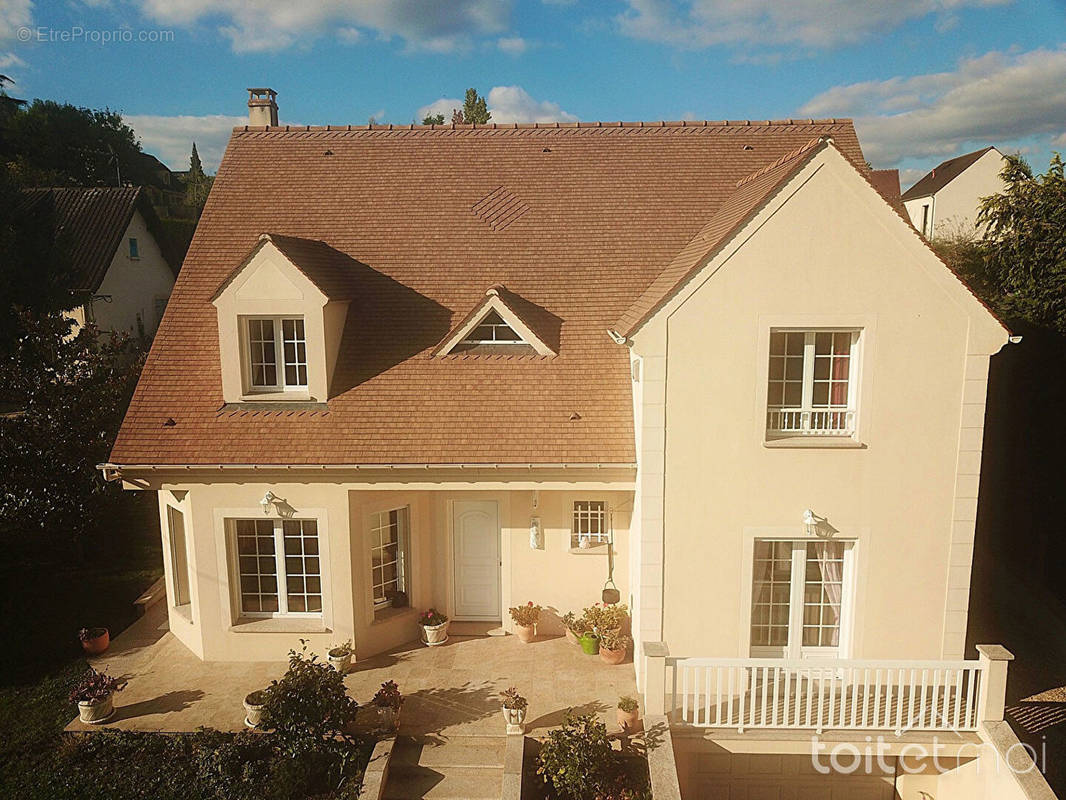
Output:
[372, 680, 403, 710]
[508, 601, 542, 627]
[501, 687, 527, 711]
[68, 667, 125, 704]
[419, 608, 448, 627]
[261, 642, 359, 754]
[536, 712, 615, 799]
[562, 611, 586, 635]
[617, 696, 638, 713]
[599, 629, 632, 652]
[581, 602, 628, 634]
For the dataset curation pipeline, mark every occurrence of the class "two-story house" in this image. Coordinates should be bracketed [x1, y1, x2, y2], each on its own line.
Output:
[20, 186, 176, 337]
[102, 92, 1040, 798]
[902, 147, 1007, 240]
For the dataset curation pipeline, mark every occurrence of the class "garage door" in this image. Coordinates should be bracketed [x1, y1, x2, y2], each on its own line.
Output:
[689, 753, 895, 800]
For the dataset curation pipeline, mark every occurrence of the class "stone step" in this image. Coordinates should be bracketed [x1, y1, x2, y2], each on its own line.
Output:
[382, 764, 504, 800]
[391, 735, 506, 769]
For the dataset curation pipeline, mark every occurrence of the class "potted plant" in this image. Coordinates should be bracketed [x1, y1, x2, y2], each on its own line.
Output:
[579, 630, 600, 655]
[69, 667, 125, 724]
[387, 589, 408, 608]
[508, 601, 542, 643]
[370, 680, 403, 731]
[561, 612, 586, 646]
[598, 628, 631, 665]
[419, 608, 449, 646]
[243, 689, 269, 728]
[78, 626, 110, 656]
[500, 686, 528, 734]
[327, 639, 353, 673]
[617, 695, 641, 733]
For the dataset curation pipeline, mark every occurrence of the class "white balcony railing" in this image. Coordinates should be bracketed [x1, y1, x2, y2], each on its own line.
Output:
[767, 408, 855, 436]
[667, 657, 985, 734]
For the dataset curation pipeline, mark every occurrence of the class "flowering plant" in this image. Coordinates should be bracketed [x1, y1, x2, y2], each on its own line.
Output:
[69, 667, 125, 704]
[78, 627, 107, 642]
[419, 608, 448, 627]
[372, 680, 404, 710]
[617, 695, 639, 713]
[328, 639, 353, 656]
[501, 686, 528, 711]
[508, 601, 542, 627]
[599, 629, 632, 652]
[582, 602, 629, 634]
[562, 611, 587, 635]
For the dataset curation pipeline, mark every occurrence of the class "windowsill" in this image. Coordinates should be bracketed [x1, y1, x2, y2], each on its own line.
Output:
[240, 390, 313, 403]
[173, 603, 193, 622]
[569, 545, 610, 555]
[231, 616, 329, 634]
[763, 437, 866, 450]
[372, 605, 417, 626]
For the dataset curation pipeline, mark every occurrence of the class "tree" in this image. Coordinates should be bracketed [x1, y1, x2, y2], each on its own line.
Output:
[940, 154, 1066, 334]
[448, 88, 491, 125]
[421, 113, 445, 125]
[0, 313, 145, 554]
[184, 142, 210, 208]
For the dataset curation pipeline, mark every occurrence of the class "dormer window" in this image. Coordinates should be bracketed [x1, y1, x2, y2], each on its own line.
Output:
[245, 316, 308, 391]
[461, 311, 523, 346]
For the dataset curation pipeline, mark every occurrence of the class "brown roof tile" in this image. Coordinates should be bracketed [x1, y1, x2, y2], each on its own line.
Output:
[111, 119, 866, 466]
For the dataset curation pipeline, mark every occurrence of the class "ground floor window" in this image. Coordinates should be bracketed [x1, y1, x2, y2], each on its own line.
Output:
[369, 507, 409, 612]
[750, 538, 850, 658]
[233, 518, 322, 616]
[166, 506, 191, 608]
[571, 500, 608, 548]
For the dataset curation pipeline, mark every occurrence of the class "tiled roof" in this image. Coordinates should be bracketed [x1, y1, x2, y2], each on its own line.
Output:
[901, 147, 996, 201]
[111, 118, 866, 466]
[869, 169, 901, 202]
[613, 138, 829, 338]
[19, 187, 143, 292]
[213, 233, 362, 301]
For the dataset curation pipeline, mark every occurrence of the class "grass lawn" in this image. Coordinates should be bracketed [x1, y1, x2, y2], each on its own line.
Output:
[0, 493, 373, 799]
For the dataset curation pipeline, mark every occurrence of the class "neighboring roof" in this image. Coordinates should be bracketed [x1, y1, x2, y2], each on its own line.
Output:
[870, 169, 901, 202]
[19, 187, 143, 292]
[213, 233, 361, 301]
[111, 118, 866, 466]
[901, 147, 997, 201]
[614, 137, 831, 338]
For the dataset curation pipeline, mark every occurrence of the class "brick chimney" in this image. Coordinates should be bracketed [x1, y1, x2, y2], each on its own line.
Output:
[247, 88, 278, 127]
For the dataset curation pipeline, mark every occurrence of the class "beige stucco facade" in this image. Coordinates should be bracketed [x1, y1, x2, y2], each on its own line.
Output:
[144, 472, 632, 661]
[627, 146, 1008, 678]
[903, 148, 1006, 240]
[83, 210, 174, 337]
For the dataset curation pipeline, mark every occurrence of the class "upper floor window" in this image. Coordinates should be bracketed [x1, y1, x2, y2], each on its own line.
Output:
[128, 237, 140, 259]
[461, 310, 524, 346]
[245, 316, 307, 391]
[572, 500, 608, 549]
[766, 330, 858, 438]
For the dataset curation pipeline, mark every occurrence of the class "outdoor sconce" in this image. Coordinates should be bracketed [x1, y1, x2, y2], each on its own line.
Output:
[260, 491, 277, 514]
[260, 491, 293, 517]
[529, 516, 543, 550]
[803, 508, 834, 538]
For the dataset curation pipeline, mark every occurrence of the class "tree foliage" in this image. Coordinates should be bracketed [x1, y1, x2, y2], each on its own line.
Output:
[421, 113, 445, 125]
[184, 142, 211, 208]
[449, 88, 491, 125]
[0, 314, 145, 553]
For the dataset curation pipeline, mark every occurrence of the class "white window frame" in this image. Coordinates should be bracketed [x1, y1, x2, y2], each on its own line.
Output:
[242, 315, 308, 393]
[571, 500, 609, 549]
[230, 518, 323, 619]
[369, 506, 410, 612]
[749, 538, 855, 660]
[459, 310, 525, 346]
[765, 329, 861, 439]
[166, 505, 192, 610]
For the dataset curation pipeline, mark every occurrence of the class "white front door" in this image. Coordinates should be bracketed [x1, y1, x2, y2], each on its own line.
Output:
[452, 500, 501, 620]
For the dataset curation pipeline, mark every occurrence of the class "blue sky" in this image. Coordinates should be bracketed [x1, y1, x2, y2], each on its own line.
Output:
[2, 0, 1064, 187]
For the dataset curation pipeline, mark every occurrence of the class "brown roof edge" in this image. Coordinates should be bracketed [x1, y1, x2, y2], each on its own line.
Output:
[230, 118, 852, 134]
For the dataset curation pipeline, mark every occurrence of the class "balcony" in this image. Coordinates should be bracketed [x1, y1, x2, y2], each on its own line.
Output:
[766, 407, 855, 437]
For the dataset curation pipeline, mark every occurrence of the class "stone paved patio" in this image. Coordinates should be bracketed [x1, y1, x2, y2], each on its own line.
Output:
[67, 605, 638, 737]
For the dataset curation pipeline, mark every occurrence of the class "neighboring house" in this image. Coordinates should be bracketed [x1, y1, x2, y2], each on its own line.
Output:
[103, 95, 1024, 796]
[902, 146, 1007, 239]
[20, 187, 177, 337]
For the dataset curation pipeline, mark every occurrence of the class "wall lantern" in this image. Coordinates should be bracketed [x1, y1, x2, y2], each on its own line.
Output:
[260, 491, 294, 518]
[803, 508, 835, 538]
[529, 516, 543, 550]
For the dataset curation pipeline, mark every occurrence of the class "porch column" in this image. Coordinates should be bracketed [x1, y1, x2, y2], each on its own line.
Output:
[644, 640, 669, 716]
[976, 644, 1014, 723]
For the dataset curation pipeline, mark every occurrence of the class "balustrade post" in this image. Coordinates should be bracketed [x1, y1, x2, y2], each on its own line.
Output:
[976, 644, 1014, 723]
[644, 641, 669, 716]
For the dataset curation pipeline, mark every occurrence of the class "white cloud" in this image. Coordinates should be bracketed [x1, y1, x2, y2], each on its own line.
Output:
[0, 52, 26, 69]
[617, 0, 1008, 51]
[496, 36, 527, 55]
[125, 113, 246, 172]
[0, 0, 32, 41]
[135, 0, 510, 53]
[799, 47, 1066, 165]
[417, 86, 577, 125]
[1052, 133, 1066, 148]
[369, 108, 385, 122]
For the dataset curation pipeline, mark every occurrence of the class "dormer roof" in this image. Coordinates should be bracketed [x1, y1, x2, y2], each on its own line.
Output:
[432, 285, 557, 357]
[212, 233, 359, 302]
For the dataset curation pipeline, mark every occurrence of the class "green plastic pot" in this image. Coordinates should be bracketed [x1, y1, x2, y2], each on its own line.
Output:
[580, 633, 600, 655]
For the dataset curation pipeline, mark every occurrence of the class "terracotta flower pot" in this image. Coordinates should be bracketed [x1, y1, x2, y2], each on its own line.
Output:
[421, 621, 449, 646]
[244, 690, 268, 728]
[328, 648, 352, 673]
[78, 693, 115, 724]
[80, 628, 110, 656]
[600, 645, 626, 665]
[514, 623, 535, 643]
[617, 707, 641, 733]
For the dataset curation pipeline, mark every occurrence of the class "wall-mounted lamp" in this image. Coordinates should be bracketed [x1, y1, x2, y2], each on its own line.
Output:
[803, 508, 837, 538]
[529, 516, 543, 550]
[260, 491, 294, 518]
